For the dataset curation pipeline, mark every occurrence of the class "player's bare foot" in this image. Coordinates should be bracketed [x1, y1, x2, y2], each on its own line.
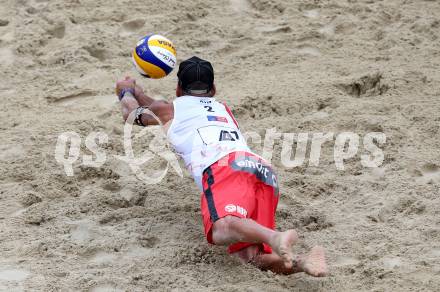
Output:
[270, 230, 298, 269]
[300, 246, 328, 277]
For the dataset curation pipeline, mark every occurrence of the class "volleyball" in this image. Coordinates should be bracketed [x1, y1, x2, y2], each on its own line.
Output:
[132, 34, 177, 79]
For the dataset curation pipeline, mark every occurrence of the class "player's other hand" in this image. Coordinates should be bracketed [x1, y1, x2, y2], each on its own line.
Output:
[115, 76, 136, 97]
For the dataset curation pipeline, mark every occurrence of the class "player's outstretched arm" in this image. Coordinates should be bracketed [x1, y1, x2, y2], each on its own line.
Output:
[116, 77, 173, 126]
[133, 83, 156, 107]
[140, 100, 173, 126]
[116, 77, 140, 121]
[116, 76, 155, 107]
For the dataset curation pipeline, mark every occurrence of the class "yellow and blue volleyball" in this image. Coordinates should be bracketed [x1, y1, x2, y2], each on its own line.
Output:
[132, 34, 177, 79]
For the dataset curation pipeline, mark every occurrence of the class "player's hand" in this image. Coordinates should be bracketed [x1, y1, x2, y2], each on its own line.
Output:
[115, 76, 136, 97]
[134, 84, 145, 98]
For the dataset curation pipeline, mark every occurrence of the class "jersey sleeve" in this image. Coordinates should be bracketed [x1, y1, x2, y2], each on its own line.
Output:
[222, 102, 240, 129]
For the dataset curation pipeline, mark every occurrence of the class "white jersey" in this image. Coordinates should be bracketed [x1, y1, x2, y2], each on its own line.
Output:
[167, 95, 252, 190]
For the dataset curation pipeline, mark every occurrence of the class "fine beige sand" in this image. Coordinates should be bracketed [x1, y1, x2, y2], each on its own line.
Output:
[1, 0, 440, 291]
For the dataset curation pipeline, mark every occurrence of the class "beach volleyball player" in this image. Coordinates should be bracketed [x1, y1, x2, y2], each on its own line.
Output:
[115, 37, 327, 276]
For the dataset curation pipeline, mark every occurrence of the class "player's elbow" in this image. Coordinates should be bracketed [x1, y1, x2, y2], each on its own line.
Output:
[149, 101, 172, 124]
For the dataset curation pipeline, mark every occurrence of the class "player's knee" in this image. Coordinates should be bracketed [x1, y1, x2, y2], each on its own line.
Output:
[212, 216, 239, 244]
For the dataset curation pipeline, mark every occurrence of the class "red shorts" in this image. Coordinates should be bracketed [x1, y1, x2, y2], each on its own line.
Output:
[200, 151, 279, 254]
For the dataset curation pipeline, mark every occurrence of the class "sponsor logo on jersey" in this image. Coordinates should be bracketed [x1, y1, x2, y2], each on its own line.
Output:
[230, 156, 279, 195]
[207, 115, 228, 123]
[224, 204, 248, 217]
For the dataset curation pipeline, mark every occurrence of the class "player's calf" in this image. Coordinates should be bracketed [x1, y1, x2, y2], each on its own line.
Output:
[211, 216, 240, 245]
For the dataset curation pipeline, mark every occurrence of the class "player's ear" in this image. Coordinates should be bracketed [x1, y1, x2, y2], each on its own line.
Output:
[210, 84, 216, 97]
[176, 84, 183, 97]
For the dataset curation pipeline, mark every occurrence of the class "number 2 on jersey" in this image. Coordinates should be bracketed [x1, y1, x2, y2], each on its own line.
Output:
[204, 106, 214, 112]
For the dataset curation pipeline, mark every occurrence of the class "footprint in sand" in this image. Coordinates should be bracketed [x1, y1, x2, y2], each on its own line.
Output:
[48, 90, 96, 103]
[48, 89, 117, 110]
[84, 46, 108, 62]
[122, 19, 145, 32]
[47, 23, 65, 39]
[338, 72, 389, 98]
[414, 163, 440, 184]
